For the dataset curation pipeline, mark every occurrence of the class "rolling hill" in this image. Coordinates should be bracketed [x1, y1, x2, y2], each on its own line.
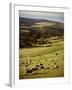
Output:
[19, 17, 64, 48]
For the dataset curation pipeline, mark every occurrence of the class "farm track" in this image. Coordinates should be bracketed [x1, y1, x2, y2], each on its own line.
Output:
[30, 46, 63, 57]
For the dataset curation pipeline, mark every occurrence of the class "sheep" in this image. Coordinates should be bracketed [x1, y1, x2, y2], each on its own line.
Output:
[22, 62, 25, 64]
[32, 67, 38, 71]
[56, 53, 58, 55]
[26, 69, 32, 73]
[36, 65, 39, 67]
[40, 64, 43, 66]
[54, 65, 58, 69]
[25, 64, 28, 67]
[40, 66, 44, 69]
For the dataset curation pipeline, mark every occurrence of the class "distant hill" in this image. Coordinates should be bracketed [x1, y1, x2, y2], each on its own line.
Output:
[19, 17, 64, 48]
[19, 17, 64, 33]
[19, 17, 62, 27]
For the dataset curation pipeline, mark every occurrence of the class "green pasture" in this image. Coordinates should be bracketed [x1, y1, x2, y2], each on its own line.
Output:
[19, 37, 64, 79]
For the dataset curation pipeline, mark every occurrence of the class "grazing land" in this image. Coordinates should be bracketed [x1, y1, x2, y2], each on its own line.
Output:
[19, 36, 64, 79]
[19, 17, 64, 79]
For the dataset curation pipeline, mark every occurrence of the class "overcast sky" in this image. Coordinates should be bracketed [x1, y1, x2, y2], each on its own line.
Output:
[19, 10, 64, 23]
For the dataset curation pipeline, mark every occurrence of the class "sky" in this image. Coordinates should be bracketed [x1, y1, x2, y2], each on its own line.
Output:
[19, 10, 64, 23]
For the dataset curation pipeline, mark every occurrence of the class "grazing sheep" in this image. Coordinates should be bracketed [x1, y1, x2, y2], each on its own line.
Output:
[40, 64, 43, 66]
[56, 53, 58, 55]
[32, 67, 38, 71]
[40, 66, 44, 69]
[23, 62, 25, 64]
[25, 64, 29, 67]
[36, 65, 40, 67]
[54, 65, 58, 69]
[26, 69, 32, 73]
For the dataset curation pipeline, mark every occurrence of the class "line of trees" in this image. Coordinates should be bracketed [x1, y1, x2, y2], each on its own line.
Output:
[19, 26, 64, 48]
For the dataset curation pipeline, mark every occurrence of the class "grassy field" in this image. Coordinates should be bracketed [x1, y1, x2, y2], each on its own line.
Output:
[19, 37, 64, 79]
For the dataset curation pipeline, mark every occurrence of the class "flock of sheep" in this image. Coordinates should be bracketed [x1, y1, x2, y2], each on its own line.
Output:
[20, 53, 59, 76]
[26, 63, 58, 75]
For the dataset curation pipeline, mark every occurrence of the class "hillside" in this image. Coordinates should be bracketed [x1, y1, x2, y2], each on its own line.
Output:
[19, 17, 64, 79]
[19, 17, 64, 48]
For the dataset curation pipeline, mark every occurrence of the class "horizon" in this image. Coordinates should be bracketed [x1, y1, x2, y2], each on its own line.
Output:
[19, 11, 64, 23]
